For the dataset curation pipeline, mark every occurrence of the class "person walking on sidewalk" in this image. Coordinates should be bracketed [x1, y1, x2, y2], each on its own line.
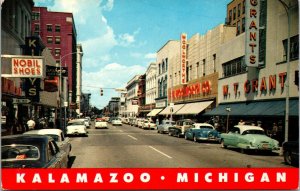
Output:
[27, 118, 36, 130]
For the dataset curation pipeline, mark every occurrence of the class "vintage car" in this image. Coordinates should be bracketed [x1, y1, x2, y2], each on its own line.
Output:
[95, 118, 108, 129]
[2, 134, 68, 168]
[66, 119, 88, 136]
[23, 128, 72, 159]
[111, 117, 122, 126]
[141, 119, 156, 130]
[184, 123, 221, 142]
[220, 125, 280, 153]
[282, 141, 299, 166]
[157, 120, 175, 134]
[168, 119, 195, 137]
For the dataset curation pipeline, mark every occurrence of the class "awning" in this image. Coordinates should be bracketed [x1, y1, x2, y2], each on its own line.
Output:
[159, 104, 185, 115]
[175, 101, 213, 115]
[204, 99, 299, 117]
[147, 108, 163, 117]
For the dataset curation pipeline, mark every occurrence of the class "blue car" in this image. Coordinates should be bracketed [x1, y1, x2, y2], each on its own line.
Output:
[184, 123, 221, 142]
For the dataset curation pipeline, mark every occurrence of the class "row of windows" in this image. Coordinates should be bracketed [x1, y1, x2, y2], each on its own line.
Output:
[48, 48, 61, 57]
[228, 0, 245, 23]
[47, 36, 61, 44]
[158, 58, 168, 75]
[222, 56, 247, 78]
[34, 24, 61, 32]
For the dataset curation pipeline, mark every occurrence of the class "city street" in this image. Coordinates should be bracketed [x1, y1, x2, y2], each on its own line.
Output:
[69, 122, 290, 168]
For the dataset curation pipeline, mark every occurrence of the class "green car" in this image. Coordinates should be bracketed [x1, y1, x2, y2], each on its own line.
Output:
[220, 125, 280, 153]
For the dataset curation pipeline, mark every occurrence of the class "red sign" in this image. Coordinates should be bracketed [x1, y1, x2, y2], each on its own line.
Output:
[12, 58, 43, 77]
[1, 168, 299, 190]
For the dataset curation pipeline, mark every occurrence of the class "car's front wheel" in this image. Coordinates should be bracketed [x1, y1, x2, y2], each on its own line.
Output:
[283, 150, 292, 165]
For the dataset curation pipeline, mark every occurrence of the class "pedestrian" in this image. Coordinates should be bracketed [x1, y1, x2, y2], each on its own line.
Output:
[238, 119, 245, 125]
[27, 118, 36, 130]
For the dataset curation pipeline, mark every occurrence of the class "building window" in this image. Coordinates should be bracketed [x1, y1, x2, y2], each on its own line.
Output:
[165, 58, 168, 71]
[242, 18, 245, 33]
[47, 36, 53, 44]
[242, 0, 246, 14]
[238, 3, 241, 17]
[233, 7, 236, 20]
[196, 62, 199, 78]
[54, 48, 61, 57]
[34, 24, 40, 32]
[158, 63, 161, 74]
[186, 64, 189, 82]
[283, 35, 299, 61]
[229, 10, 232, 23]
[236, 20, 241, 35]
[189, 65, 192, 81]
[32, 12, 40, 20]
[222, 56, 247, 78]
[55, 25, 61, 32]
[213, 54, 216, 72]
[47, 24, 52, 32]
[55, 36, 61, 44]
[202, 59, 206, 76]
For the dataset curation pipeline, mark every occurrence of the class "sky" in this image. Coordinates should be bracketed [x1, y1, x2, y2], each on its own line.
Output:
[33, 0, 231, 110]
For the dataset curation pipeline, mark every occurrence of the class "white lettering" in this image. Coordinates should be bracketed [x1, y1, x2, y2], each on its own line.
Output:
[60, 173, 70, 183]
[234, 172, 239, 182]
[205, 173, 212, 183]
[48, 173, 55, 183]
[276, 173, 286, 182]
[94, 173, 103, 183]
[194, 173, 198, 183]
[177, 173, 188, 182]
[17, 173, 25, 183]
[140, 173, 150, 183]
[260, 173, 270, 182]
[245, 173, 254, 182]
[219, 173, 228, 182]
[32, 173, 42, 183]
[123, 173, 134, 183]
[110, 173, 118, 183]
[76, 173, 87, 183]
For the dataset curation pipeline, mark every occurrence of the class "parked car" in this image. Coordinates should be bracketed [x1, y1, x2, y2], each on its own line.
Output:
[95, 118, 108, 129]
[66, 119, 88, 136]
[23, 128, 72, 159]
[137, 119, 145, 128]
[111, 118, 122, 126]
[129, 117, 136, 126]
[184, 123, 221, 142]
[220, 125, 280, 153]
[2, 134, 68, 168]
[282, 141, 299, 166]
[168, 119, 195, 137]
[142, 119, 156, 130]
[157, 120, 176, 134]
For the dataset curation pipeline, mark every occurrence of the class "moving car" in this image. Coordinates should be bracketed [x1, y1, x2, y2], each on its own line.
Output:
[66, 119, 88, 136]
[2, 134, 68, 168]
[95, 118, 108, 129]
[168, 119, 195, 137]
[282, 141, 299, 166]
[220, 125, 280, 153]
[111, 117, 122, 126]
[23, 128, 72, 159]
[184, 123, 221, 142]
[157, 120, 175, 134]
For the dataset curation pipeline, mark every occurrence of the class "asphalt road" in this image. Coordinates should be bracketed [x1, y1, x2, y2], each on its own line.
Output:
[68, 122, 291, 168]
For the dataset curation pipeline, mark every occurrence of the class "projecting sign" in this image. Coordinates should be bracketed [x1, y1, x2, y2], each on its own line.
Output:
[180, 33, 187, 84]
[12, 57, 43, 77]
[12, 98, 31, 104]
[245, 0, 260, 67]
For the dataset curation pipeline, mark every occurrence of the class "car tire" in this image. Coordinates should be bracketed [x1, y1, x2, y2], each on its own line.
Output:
[283, 150, 292, 165]
[184, 134, 188, 140]
[168, 132, 172, 136]
[221, 140, 227, 148]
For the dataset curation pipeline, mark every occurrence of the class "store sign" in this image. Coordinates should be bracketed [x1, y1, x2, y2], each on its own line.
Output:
[245, 0, 260, 67]
[24, 78, 41, 102]
[12, 58, 43, 77]
[180, 33, 187, 84]
[46, 65, 68, 77]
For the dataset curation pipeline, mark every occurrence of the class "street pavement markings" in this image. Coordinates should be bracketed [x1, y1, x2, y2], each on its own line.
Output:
[127, 135, 138, 140]
[148, 146, 172, 159]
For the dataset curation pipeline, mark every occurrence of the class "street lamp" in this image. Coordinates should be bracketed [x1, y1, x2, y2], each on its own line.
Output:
[225, 107, 231, 133]
[59, 51, 83, 132]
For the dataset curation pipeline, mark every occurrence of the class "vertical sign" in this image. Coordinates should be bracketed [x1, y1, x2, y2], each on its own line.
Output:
[180, 33, 187, 84]
[245, 0, 260, 67]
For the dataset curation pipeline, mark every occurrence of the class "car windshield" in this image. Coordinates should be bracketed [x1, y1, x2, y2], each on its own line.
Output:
[199, 125, 213, 129]
[68, 121, 84, 126]
[45, 134, 59, 142]
[166, 121, 175, 125]
[2, 144, 40, 161]
[242, 130, 265, 135]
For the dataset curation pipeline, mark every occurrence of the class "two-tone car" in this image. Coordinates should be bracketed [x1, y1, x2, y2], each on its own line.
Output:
[66, 119, 88, 136]
[184, 123, 221, 142]
[95, 118, 108, 129]
[157, 120, 175, 134]
[23, 128, 72, 159]
[2, 134, 68, 168]
[220, 125, 280, 153]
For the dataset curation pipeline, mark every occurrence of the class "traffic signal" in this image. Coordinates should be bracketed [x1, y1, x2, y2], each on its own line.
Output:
[100, 88, 103, 96]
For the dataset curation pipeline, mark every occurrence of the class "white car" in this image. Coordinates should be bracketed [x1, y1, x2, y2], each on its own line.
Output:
[66, 119, 88, 136]
[142, 119, 156, 130]
[23, 128, 72, 159]
[95, 118, 108, 129]
[112, 118, 122, 126]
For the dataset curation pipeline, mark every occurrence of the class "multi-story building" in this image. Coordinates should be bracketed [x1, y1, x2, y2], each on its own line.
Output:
[76, 44, 83, 116]
[108, 97, 120, 117]
[125, 75, 141, 117]
[145, 63, 160, 117]
[31, 7, 78, 106]
[226, 0, 246, 36]
[137, 74, 147, 117]
[206, 0, 299, 143]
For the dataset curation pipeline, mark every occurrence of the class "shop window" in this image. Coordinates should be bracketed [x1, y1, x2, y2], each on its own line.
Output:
[55, 25, 61, 32]
[47, 24, 52, 32]
[47, 36, 53, 44]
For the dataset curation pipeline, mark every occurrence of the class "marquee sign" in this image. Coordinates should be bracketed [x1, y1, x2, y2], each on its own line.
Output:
[245, 0, 260, 67]
[180, 33, 187, 84]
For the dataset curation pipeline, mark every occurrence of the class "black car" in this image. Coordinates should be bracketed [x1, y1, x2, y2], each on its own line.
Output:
[2, 134, 68, 168]
[282, 141, 299, 167]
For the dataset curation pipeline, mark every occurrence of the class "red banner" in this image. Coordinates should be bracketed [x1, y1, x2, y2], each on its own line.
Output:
[2, 168, 299, 190]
